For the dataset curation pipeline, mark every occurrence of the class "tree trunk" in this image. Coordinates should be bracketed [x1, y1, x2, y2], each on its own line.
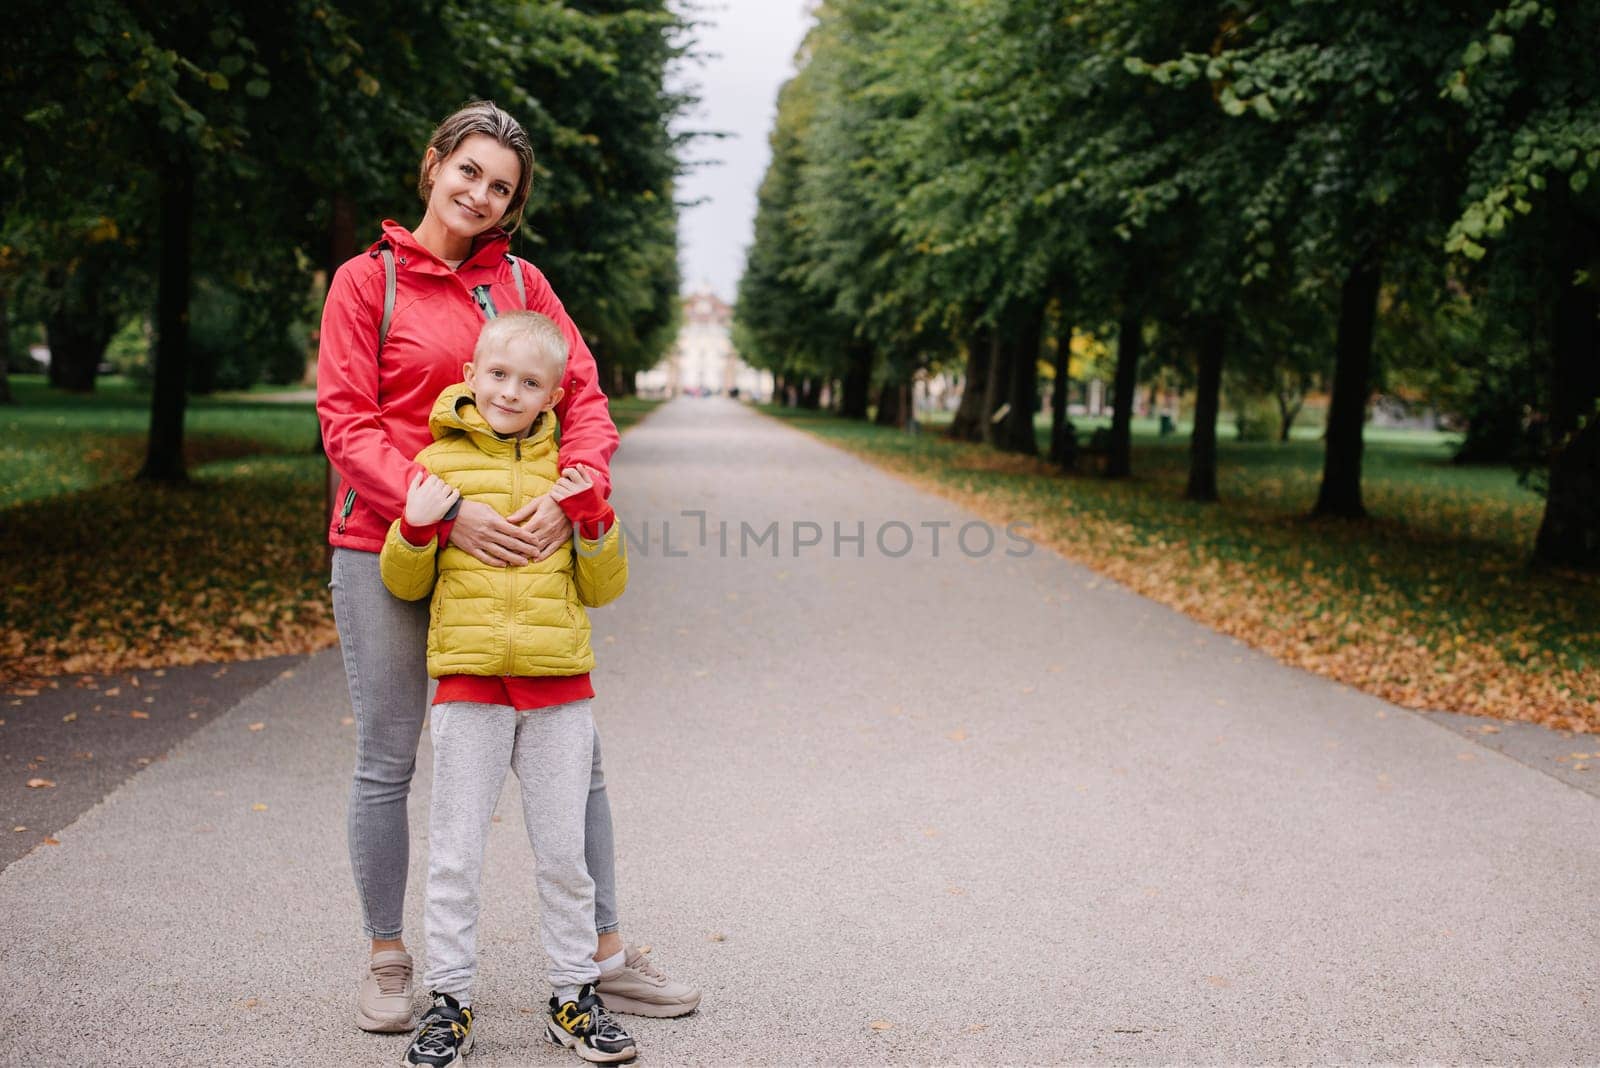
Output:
[999, 302, 1042, 455]
[1049, 312, 1076, 467]
[799, 376, 822, 410]
[1186, 319, 1226, 502]
[45, 263, 115, 393]
[841, 343, 871, 419]
[1534, 207, 1600, 568]
[1106, 312, 1141, 478]
[981, 329, 1011, 446]
[1313, 253, 1381, 518]
[1275, 371, 1305, 444]
[874, 372, 904, 427]
[0, 287, 13, 404]
[947, 325, 990, 442]
[327, 193, 359, 282]
[140, 153, 195, 482]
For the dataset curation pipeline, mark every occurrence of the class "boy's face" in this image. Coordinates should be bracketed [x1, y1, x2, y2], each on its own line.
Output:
[463, 341, 565, 437]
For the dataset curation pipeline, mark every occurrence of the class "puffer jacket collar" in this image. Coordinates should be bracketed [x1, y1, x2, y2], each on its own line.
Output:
[428, 382, 557, 456]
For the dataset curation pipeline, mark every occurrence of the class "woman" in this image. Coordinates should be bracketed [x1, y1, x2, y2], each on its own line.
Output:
[317, 100, 699, 1032]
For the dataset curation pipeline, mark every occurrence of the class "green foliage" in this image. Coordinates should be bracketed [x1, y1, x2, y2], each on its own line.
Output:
[1, 0, 689, 396]
[741, 0, 1600, 563]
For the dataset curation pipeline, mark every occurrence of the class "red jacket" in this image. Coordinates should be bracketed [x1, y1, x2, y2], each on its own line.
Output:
[317, 221, 620, 552]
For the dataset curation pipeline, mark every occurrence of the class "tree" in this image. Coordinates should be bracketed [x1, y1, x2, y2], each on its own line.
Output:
[1440, 0, 1600, 568]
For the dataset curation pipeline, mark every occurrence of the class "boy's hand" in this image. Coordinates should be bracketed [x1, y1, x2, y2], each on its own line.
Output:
[549, 464, 597, 503]
[404, 471, 461, 527]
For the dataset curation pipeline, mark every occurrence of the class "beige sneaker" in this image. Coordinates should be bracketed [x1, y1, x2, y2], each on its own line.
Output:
[356, 949, 415, 1032]
[596, 944, 702, 1018]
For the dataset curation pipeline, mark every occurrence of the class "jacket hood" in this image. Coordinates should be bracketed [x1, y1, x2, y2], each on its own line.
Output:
[371, 220, 513, 277]
[429, 382, 557, 453]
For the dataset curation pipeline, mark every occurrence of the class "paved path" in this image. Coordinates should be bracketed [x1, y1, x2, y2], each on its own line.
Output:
[4, 397, 1598, 1066]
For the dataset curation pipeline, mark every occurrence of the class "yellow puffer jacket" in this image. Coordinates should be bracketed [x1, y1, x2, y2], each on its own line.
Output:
[378, 383, 627, 678]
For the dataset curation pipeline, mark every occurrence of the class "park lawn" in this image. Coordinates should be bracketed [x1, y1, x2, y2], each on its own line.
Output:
[1, 376, 658, 684]
[766, 406, 1600, 732]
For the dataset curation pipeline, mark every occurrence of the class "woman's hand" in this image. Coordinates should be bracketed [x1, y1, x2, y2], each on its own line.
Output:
[513, 492, 576, 562]
[446, 499, 543, 567]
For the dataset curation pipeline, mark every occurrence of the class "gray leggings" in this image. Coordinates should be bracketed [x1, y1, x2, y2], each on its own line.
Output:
[330, 548, 620, 941]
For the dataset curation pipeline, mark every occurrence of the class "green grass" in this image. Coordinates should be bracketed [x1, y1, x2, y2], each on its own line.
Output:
[0, 375, 660, 682]
[2, 376, 321, 507]
[766, 404, 1599, 726]
[1, 375, 660, 507]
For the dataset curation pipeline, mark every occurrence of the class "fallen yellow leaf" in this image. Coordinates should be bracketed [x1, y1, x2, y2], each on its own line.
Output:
[248, 722, 265, 732]
[62, 713, 76, 723]
[870, 1020, 894, 1032]
[129, 711, 150, 720]
[25, 778, 55, 789]
[252, 803, 269, 812]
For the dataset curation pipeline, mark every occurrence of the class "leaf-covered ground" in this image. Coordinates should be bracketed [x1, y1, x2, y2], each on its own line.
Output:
[769, 407, 1600, 732]
[1, 377, 659, 685]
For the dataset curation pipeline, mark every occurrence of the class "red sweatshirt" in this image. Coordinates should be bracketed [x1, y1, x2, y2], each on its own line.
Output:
[317, 220, 620, 552]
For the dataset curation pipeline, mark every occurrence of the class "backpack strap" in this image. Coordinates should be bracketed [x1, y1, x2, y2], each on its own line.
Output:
[507, 253, 527, 309]
[377, 245, 397, 355]
[375, 246, 522, 357]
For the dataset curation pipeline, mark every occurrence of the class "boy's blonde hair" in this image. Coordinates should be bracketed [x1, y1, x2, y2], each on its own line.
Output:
[474, 311, 570, 379]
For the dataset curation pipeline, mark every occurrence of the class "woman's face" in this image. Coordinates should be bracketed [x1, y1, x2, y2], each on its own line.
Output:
[422, 133, 522, 243]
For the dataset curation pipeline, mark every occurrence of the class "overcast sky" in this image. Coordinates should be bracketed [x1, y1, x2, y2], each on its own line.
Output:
[671, 1, 815, 303]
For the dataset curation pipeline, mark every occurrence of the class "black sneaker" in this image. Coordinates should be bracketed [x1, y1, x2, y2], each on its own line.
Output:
[547, 984, 638, 1064]
[402, 991, 474, 1067]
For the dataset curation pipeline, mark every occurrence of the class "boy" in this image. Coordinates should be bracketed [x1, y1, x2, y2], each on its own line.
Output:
[380, 311, 636, 1066]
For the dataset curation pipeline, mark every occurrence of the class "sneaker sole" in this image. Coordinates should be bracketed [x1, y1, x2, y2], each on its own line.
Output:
[545, 1021, 637, 1064]
[593, 990, 702, 1019]
[358, 1007, 416, 1033]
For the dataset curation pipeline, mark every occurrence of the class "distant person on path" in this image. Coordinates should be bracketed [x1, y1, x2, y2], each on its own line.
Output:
[380, 312, 637, 1065]
[317, 100, 699, 1044]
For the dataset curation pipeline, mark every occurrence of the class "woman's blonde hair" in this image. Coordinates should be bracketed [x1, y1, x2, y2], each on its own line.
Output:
[418, 100, 535, 234]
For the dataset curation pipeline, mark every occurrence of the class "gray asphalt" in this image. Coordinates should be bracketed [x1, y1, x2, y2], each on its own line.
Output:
[1, 656, 307, 868]
[3, 396, 1598, 1067]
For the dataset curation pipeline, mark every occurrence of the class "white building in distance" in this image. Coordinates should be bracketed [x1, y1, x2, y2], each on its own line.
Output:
[636, 285, 772, 400]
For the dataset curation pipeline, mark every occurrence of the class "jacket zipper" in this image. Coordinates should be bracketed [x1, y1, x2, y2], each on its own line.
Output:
[506, 438, 523, 674]
[337, 487, 356, 535]
[472, 284, 498, 321]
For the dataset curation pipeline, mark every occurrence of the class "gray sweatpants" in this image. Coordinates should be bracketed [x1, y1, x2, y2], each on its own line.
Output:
[422, 699, 602, 998]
